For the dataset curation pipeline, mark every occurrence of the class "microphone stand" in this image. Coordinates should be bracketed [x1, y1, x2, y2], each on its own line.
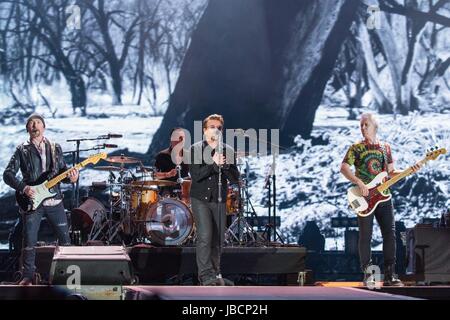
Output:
[238, 131, 284, 244]
[217, 134, 223, 253]
[65, 134, 119, 209]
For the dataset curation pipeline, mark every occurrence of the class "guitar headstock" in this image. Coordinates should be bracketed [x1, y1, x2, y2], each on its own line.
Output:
[88, 152, 108, 165]
[425, 146, 447, 161]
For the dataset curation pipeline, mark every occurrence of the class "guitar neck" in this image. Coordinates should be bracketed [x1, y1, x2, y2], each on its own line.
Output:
[44, 159, 89, 189]
[378, 158, 427, 193]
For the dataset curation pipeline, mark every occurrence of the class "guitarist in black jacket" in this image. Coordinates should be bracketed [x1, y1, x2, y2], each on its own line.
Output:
[3, 113, 78, 285]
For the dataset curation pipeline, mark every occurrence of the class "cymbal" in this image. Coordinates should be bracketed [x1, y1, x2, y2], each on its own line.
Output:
[105, 155, 140, 164]
[127, 180, 177, 187]
[94, 166, 123, 171]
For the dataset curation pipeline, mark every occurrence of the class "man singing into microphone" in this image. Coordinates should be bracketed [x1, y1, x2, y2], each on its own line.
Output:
[189, 114, 240, 286]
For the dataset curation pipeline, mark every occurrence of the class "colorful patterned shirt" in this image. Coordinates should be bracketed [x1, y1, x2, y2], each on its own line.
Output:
[342, 141, 393, 185]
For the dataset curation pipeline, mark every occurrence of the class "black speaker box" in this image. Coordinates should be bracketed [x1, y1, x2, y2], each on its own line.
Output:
[406, 225, 450, 284]
[49, 246, 134, 285]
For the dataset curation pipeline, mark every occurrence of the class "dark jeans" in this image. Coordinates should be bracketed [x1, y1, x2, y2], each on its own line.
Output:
[358, 199, 396, 270]
[22, 202, 70, 278]
[191, 197, 226, 283]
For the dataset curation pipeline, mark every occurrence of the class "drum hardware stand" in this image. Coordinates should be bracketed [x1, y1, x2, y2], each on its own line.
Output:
[86, 167, 130, 244]
[224, 154, 260, 246]
[88, 209, 108, 241]
[176, 165, 183, 184]
[262, 152, 284, 244]
[233, 130, 284, 244]
[225, 177, 264, 246]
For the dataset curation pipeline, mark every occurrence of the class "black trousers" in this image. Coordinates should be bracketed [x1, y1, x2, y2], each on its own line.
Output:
[357, 199, 396, 270]
[191, 197, 226, 283]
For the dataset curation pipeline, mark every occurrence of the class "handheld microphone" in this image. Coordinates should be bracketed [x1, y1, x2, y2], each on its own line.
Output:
[108, 133, 123, 138]
[211, 128, 222, 142]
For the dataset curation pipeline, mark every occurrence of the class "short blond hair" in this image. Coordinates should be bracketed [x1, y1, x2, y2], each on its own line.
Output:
[203, 114, 224, 130]
[360, 113, 378, 131]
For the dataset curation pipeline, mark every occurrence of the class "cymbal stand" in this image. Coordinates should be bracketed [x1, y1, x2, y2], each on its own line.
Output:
[225, 159, 264, 245]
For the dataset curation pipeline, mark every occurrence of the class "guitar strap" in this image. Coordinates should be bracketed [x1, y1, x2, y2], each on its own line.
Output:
[50, 140, 57, 177]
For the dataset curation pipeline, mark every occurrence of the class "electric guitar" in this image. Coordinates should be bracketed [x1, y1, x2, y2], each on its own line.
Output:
[347, 146, 447, 217]
[16, 152, 107, 212]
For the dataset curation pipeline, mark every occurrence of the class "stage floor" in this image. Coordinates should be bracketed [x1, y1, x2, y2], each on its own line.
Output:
[122, 285, 421, 300]
[1, 284, 448, 300]
[0, 285, 440, 301]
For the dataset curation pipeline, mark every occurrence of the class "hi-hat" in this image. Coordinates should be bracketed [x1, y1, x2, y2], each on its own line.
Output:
[105, 155, 140, 164]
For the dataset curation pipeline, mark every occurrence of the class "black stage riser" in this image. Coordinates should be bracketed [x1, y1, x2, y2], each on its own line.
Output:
[3, 246, 306, 285]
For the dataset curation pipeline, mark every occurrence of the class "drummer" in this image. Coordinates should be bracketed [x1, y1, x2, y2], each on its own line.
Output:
[154, 127, 190, 196]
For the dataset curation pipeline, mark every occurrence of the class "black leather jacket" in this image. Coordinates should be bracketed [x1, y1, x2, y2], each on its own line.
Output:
[189, 141, 240, 203]
[3, 139, 70, 199]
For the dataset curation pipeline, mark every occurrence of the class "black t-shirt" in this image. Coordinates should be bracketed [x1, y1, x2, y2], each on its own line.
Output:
[154, 148, 190, 181]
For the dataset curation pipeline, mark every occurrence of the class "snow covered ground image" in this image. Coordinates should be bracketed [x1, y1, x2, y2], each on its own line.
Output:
[0, 0, 449, 253]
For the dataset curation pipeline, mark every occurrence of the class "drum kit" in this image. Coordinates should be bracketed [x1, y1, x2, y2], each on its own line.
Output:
[64, 128, 286, 247]
[70, 155, 195, 246]
[71, 151, 261, 247]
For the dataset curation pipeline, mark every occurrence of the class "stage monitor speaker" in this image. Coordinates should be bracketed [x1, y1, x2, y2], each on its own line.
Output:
[406, 225, 450, 284]
[49, 246, 134, 286]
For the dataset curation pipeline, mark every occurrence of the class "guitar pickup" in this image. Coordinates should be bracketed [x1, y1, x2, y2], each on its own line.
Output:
[351, 200, 360, 209]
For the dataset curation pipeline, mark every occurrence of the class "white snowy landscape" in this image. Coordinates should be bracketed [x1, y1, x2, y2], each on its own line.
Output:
[1, 92, 448, 249]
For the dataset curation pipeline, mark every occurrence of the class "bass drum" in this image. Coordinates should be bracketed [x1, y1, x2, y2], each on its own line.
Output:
[142, 198, 194, 246]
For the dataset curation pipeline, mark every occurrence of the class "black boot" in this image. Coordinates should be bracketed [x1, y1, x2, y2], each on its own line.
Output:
[383, 265, 404, 287]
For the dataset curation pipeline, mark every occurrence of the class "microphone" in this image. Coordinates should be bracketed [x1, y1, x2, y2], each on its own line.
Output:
[103, 144, 118, 148]
[211, 128, 222, 142]
[108, 133, 123, 138]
